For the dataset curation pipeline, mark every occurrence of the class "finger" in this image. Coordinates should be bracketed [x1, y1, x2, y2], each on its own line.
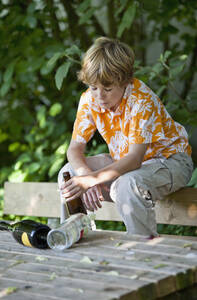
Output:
[92, 188, 102, 208]
[88, 189, 101, 210]
[83, 193, 94, 211]
[95, 185, 104, 202]
[62, 186, 81, 198]
[60, 179, 73, 190]
[87, 192, 97, 211]
[66, 190, 82, 202]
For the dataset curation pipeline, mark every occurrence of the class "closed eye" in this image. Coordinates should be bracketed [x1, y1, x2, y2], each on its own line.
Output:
[90, 86, 112, 92]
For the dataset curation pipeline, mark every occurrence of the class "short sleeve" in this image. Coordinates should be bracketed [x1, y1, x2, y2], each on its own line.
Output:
[129, 99, 165, 144]
[72, 92, 97, 143]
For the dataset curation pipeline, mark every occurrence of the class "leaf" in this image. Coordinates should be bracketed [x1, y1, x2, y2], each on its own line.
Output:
[129, 274, 138, 279]
[26, 162, 40, 174]
[153, 263, 167, 269]
[115, 242, 122, 247]
[183, 243, 192, 248]
[65, 45, 82, 57]
[35, 256, 48, 262]
[8, 170, 27, 182]
[75, 288, 84, 293]
[78, 7, 96, 25]
[37, 106, 46, 121]
[0, 130, 8, 143]
[115, 0, 128, 17]
[9, 260, 26, 268]
[49, 103, 62, 117]
[99, 260, 110, 265]
[27, 2, 36, 14]
[48, 158, 64, 178]
[49, 272, 57, 280]
[179, 54, 187, 61]
[163, 50, 172, 62]
[156, 85, 166, 97]
[105, 270, 119, 276]
[26, 15, 37, 28]
[117, 2, 137, 38]
[55, 61, 71, 90]
[17, 153, 32, 164]
[0, 80, 12, 97]
[169, 64, 184, 79]
[40, 62, 56, 75]
[187, 168, 197, 187]
[55, 142, 69, 155]
[37, 106, 46, 128]
[144, 258, 152, 262]
[80, 256, 93, 264]
[3, 62, 15, 82]
[8, 142, 20, 152]
[77, 0, 91, 13]
[0, 287, 18, 297]
[47, 52, 62, 67]
[152, 62, 163, 74]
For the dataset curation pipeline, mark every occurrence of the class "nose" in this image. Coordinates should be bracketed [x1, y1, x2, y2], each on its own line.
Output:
[97, 89, 105, 99]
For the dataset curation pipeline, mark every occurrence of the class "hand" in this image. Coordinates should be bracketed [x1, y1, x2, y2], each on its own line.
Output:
[60, 174, 94, 202]
[82, 185, 104, 211]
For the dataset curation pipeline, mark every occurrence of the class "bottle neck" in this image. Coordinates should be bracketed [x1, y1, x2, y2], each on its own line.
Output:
[0, 221, 12, 231]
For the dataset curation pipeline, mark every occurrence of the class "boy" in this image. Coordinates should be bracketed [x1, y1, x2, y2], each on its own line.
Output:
[58, 37, 193, 237]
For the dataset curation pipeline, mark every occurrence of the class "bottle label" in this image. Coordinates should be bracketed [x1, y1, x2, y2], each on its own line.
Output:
[21, 232, 33, 247]
[80, 229, 84, 239]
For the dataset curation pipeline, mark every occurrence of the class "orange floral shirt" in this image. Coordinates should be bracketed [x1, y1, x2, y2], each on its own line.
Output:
[72, 78, 191, 161]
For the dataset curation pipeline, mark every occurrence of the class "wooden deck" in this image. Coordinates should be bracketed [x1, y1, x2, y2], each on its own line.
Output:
[0, 230, 197, 300]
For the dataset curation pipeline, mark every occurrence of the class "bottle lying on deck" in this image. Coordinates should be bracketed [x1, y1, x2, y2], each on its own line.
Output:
[47, 213, 93, 251]
[0, 219, 51, 249]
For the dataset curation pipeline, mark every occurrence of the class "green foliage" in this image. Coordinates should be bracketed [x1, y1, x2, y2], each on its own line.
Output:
[157, 224, 197, 237]
[187, 168, 197, 188]
[0, 1, 197, 235]
[117, 2, 137, 38]
[96, 220, 126, 231]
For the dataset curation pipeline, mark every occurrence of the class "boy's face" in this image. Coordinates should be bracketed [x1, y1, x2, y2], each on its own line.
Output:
[89, 82, 126, 112]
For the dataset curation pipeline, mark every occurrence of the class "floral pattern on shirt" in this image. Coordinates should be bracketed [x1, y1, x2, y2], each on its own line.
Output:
[72, 78, 191, 161]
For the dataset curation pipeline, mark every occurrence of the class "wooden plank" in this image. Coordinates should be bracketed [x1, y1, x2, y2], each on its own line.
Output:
[0, 231, 197, 300]
[3, 182, 122, 221]
[0, 233, 197, 291]
[4, 182, 197, 226]
[4, 182, 60, 218]
[155, 187, 197, 226]
[94, 201, 122, 221]
[158, 284, 197, 300]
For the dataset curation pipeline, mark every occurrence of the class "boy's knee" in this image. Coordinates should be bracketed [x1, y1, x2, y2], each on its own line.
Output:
[110, 173, 153, 207]
[110, 173, 138, 202]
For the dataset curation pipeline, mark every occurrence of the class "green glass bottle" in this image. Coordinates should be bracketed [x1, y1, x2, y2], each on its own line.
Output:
[0, 219, 50, 249]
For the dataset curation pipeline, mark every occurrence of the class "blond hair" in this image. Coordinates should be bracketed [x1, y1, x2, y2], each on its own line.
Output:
[78, 37, 135, 87]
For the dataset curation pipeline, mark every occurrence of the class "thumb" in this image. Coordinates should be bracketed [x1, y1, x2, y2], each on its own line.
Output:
[97, 185, 105, 201]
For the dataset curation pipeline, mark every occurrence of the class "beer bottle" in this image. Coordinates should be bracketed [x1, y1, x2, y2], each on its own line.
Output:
[62, 171, 86, 216]
[0, 219, 50, 249]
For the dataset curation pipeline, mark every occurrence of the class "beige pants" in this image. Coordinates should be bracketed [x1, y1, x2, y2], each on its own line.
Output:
[58, 153, 193, 236]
